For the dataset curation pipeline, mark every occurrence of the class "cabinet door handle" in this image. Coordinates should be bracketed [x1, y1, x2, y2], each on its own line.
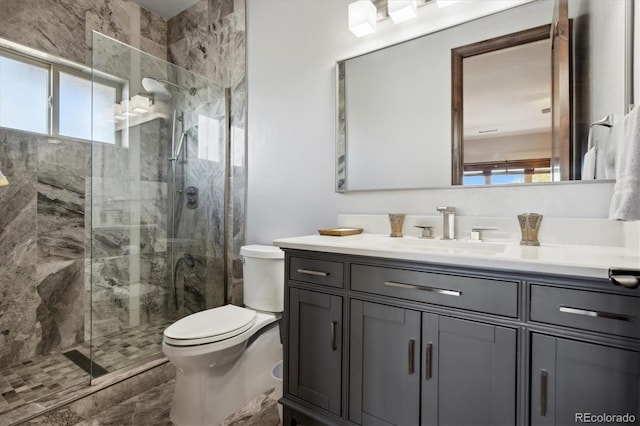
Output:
[330, 321, 337, 351]
[425, 343, 433, 380]
[384, 281, 461, 296]
[559, 305, 632, 322]
[540, 370, 548, 416]
[408, 339, 415, 374]
[297, 268, 329, 277]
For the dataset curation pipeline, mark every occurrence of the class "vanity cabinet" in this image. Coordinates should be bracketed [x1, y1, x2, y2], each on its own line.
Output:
[288, 287, 343, 416]
[529, 283, 640, 425]
[349, 300, 516, 426]
[280, 249, 640, 426]
[530, 334, 639, 426]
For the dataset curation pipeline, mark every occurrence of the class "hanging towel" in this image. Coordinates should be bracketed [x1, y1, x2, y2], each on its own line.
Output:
[603, 120, 622, 180]
[608, 107, 640, 220]
[582, 147, 597, 179]
[582, 147, 606, 179]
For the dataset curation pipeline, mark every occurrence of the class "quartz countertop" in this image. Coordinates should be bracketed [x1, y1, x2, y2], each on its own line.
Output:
[273, 234, 640, 279]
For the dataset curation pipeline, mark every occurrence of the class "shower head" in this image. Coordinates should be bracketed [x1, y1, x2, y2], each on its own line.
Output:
[141, 77, 197, 97]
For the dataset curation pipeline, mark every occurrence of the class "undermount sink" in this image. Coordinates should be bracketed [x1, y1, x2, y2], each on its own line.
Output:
[375, 237, 508, 254]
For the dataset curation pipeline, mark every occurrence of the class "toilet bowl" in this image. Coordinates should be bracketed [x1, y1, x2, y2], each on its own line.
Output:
[162, 245, 284, 426]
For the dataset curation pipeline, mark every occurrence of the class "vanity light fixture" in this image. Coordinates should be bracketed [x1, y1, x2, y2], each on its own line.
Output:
[435, 0, 461, 7]
[388, 0, 418, 24]
[348, 0, 377, 37]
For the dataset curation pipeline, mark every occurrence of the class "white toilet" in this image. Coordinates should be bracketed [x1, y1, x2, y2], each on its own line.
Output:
[162, 245, 284, 426]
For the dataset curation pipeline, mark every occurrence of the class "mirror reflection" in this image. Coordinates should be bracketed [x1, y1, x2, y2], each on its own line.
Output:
[336, 0, 632, 192]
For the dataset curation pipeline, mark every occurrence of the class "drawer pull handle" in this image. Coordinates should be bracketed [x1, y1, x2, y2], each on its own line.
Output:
[408, 339, 415, 375]
[330, 321, 337, 351]
[540, 370, 548, 416]
[559, 305, 632, 322]
[384, 281, 461, 297]
[297, 268, 329, 277]
[425, 342, 433, 380]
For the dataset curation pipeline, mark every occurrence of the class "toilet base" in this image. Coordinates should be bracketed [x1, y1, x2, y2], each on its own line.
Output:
[169, 324, 282, 425]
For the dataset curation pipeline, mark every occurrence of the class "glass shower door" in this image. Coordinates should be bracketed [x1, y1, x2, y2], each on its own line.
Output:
[90, 32, 227, 378]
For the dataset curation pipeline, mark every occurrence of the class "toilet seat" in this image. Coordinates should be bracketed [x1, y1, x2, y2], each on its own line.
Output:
[163, 305, 256, 347]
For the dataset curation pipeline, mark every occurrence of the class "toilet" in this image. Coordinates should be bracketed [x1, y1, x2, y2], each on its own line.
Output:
[162, 245, 284, 426]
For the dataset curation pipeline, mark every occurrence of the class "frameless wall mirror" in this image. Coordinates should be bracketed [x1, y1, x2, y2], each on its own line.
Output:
[336, 0, 633, 192]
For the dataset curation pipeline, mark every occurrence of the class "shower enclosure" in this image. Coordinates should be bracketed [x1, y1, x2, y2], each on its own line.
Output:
[0, 32, 227, 416]
[89, 32, 228, 376]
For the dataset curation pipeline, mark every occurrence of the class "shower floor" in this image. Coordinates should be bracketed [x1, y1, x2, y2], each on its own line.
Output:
[0, 319, 172, 414]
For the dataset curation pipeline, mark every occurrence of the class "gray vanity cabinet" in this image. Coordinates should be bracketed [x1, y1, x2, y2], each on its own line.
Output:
[530, 333, 640, 426]
[349, 299, 517, 426]
[281, 249, 639, 426]
[349, 300, 421, 425]
[288, 287, 343, 416]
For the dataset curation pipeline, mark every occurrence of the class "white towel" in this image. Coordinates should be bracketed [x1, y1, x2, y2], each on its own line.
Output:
[582, 147, 606, 180]
[582, 147, 597, 180]
[608, 107, 640, 220]
[603, 121, 622, 180]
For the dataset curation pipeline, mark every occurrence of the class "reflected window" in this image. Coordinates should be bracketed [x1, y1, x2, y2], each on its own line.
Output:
[463, 161, 551, 185]
[0, 54, 48, 134]
[198, 115, 221, 162]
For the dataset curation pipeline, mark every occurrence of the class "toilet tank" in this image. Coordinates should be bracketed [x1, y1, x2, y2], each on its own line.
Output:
[240, 245, 284, 312]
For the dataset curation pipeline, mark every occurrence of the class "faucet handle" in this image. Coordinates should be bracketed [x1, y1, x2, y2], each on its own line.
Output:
[470, 227, 498, 241]
[436, 206, 455, 213]
[414, 225, 434, 239]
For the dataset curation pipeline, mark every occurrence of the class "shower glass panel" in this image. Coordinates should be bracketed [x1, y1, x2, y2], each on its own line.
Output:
[90, 32, 227, 378]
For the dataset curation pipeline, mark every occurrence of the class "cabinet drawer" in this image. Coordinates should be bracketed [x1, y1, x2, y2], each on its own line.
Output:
[530, 285, 639, 338]
[289, 257, 344, 288]
[350, 264, 518, 317]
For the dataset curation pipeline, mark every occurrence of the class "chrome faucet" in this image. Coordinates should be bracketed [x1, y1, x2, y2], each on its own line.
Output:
[436, 206, 456, 240]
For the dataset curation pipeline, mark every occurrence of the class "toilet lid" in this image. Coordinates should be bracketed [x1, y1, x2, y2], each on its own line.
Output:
[163, 305, 256, 346]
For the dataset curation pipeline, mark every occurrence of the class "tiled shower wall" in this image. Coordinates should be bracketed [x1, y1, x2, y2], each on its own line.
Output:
[0, 0, 247, 366]
[167, 0, 247, 305]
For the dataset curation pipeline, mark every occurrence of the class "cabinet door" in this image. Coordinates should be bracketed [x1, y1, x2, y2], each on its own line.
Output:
[349, 300, 421, 425]
[421, 316, 517, 426]
[288, 288, 342, 416]
[531, 334, 639, 426]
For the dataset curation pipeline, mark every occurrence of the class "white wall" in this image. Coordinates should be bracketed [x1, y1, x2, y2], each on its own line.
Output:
[246, 0, 617, 245]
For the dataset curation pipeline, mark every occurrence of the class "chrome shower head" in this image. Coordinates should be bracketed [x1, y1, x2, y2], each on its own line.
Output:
[141, 77, 197, 97]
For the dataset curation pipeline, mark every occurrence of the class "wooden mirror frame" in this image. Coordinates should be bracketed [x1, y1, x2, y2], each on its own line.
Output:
[451, 24, 553, 185]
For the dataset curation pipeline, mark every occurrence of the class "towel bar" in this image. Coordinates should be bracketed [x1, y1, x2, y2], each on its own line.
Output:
[587, 114, 614, 150]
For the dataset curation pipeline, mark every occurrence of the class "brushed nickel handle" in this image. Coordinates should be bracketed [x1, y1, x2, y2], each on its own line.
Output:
[540, 370, 548, 416]
[408, 339, 415, 375]
[297, 268, 329, 277]
[425, 343, 433, 380]
[330, 321, 337, 351]
[384, 281, 461, 297]
[559, 306, 632, 322]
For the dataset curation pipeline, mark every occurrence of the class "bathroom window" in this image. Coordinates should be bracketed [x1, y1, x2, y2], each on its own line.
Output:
[0, 48, 120, 144]
[57, 70, 117, 144]
[0, 53, 49, 134]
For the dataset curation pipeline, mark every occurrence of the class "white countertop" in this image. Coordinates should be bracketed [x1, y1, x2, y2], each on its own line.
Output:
[273, 233, 640, 279]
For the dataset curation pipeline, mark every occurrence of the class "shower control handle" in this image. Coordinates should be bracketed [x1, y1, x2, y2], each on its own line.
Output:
[186, 186, 198, 209]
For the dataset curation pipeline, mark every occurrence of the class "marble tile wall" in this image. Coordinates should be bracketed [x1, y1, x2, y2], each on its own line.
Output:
[167, 0, 247, 306]
[0, 0, 167, 67]
[0, 0, 169, 366]
[0, 0, 246, 368]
